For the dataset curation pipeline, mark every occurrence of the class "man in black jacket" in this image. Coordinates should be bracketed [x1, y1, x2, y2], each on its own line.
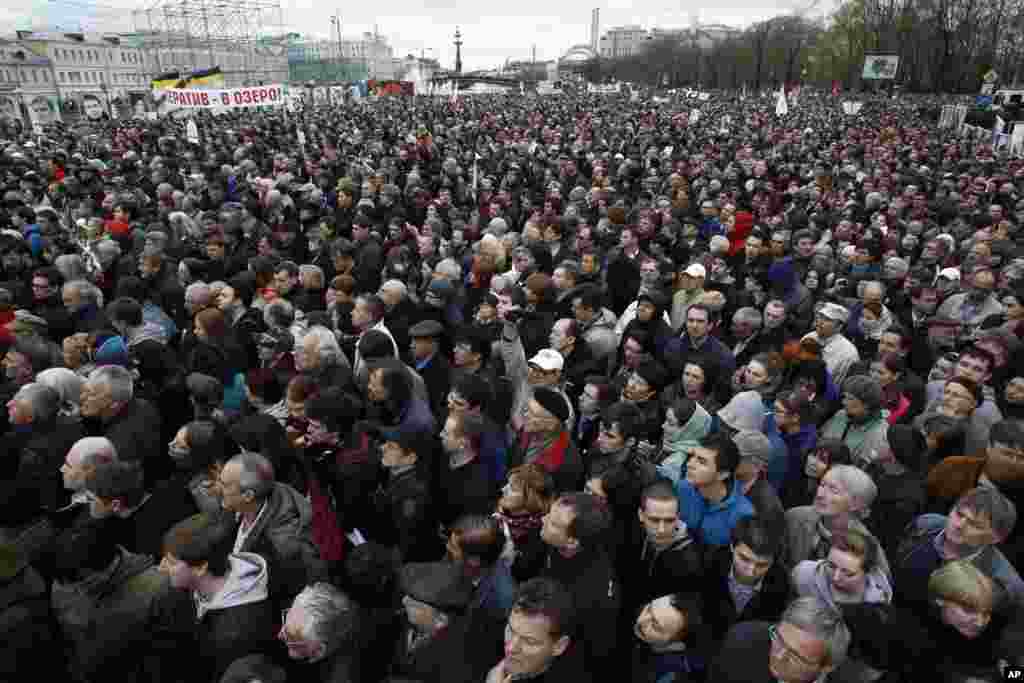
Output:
[80, 366, 163, 487]
[0, 383, 83, 525]
[622, 478, 704, 619]
[535, 492, 621, 678]
[409, 319, 451, 424]
[28, 266, 73, 343]
[701, 515, 790, 643]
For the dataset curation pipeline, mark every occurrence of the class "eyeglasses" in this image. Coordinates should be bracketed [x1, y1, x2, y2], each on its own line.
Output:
[769, 625, 818, 670]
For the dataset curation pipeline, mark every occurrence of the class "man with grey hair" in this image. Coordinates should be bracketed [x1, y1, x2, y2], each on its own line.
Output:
[60, 436, 119, 512]
[62, 279, 108, 334]
[217, 451, 325, 600]
[0, 383, 84, 524]
[278, 582, 361, 680]
[379, 278, 416, 356]
[709, 596, 851, 683]
[729, 306, 771, 368]
[297, 325, 354, 390]
[81, 366, 162, 483]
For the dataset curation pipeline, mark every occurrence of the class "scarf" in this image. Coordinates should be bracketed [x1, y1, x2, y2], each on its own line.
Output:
[494, 510, 544, 543]
[520, 429, 570, 472]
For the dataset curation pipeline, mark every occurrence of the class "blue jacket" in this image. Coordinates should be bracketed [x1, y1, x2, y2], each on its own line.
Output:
[764, 414, 817, 494]
[675, 479, 755, 547]
[664, 333, 736, 382]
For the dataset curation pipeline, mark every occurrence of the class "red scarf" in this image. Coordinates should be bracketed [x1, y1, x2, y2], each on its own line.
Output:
[518, 429, 570, 473]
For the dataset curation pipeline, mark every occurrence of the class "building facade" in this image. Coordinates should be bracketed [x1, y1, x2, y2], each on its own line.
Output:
[598, 25, 649, 59]
[287, 32, 395, 83]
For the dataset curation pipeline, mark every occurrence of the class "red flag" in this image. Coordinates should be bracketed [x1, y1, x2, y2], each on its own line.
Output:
[832, 80, 841, 96]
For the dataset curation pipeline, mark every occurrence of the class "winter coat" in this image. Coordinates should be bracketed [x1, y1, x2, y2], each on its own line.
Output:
[234, 482, 328, 602]
[541, 545, 622, 679]
[369, 466, 440, 562]
[622, 522, 704, 613]
[819, 409, 889, 468]
[94, 397, 163, 484]
[674, 479, 755, 548]
[51, 549, 170, 683]
[700, 545, 790, 642]
[0, 560, 61, 681]
[579, 306, 619, 365]
[152, 552, 276, 683]
[894, 513, 1024, 610]
[0, 415, 83, 525]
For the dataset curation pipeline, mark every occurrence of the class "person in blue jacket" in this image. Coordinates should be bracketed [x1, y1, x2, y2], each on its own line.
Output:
[674, 432, 754, 547]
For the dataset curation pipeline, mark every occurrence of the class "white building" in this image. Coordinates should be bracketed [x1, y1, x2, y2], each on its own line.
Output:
[598, 25, 649, 59]
[0, 37, 61, 128]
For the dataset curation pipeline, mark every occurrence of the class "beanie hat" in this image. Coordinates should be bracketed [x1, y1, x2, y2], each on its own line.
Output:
[427, 278, 454, 301]
[95, 335, 129, 367]
[733, 430, 773, 467]
[533, 386, 570, 424]
[718, 391, 766, 432]
[843, 374, 883, 412]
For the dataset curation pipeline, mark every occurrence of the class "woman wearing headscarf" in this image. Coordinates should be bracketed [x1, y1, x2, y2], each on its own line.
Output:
[654, 396, 712, 485]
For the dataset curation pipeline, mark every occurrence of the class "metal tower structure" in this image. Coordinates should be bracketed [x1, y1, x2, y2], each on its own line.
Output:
[453, 27, 462, 75]
[132, 0, 286, 86]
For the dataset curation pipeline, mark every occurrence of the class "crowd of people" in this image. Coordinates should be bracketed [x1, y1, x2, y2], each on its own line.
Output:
[1, 87, 1024, 683]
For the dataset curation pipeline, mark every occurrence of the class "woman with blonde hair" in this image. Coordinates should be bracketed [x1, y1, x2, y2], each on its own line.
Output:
[840, 560, 1014, 680]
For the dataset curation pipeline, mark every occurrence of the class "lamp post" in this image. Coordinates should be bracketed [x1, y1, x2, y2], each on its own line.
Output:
[330, 13, 343, 83]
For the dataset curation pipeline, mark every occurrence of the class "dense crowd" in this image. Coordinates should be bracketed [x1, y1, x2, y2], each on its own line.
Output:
[1, 88, 1024, 683]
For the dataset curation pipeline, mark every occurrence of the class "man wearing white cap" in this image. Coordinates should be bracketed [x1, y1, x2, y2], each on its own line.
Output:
[802, 302, 860, 386]
[670, 262, 706, 331]
[500, 315, 574, 436]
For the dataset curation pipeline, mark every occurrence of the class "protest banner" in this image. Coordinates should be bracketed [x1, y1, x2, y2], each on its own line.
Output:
[155, 84, 286, 111]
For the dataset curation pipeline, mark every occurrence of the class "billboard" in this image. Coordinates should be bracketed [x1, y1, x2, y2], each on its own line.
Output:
[862, 55, 899, 80]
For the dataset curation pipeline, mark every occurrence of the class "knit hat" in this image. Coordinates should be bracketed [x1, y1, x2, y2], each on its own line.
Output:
[843, 374, 882, 412]
[94, 335, 129, 367]
[399, 561, 473, 612]
[733, 430, 773, 467]
[533, 386, 570, 424]
[718, 391, 765, 432]
[817, 302, 850, 324]
[427, 278, 454, 301]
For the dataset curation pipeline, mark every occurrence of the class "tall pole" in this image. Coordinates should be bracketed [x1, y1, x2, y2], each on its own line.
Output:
[454, 27, 462, 75]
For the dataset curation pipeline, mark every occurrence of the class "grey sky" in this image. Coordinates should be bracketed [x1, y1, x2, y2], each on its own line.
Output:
[16, 0, 819, 70]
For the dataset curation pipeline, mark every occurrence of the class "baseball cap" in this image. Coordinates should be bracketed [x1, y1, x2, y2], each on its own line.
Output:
[684, 263, 707, 278]
[528, 349, 564, 372]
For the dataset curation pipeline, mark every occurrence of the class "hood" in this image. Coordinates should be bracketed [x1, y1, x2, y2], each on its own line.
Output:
[128, 321, 168, 347]
[768, 257, 797, 294]
[792, 559, 893, 606]
[590, 307, 618, 330]
[196, 551, 269, 619]
[642, 521, 695, 562]
[718, 391, 765, 432]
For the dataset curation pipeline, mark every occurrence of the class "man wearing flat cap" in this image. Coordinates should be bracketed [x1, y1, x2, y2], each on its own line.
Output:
[409, 318, 451, 423]
[390, 560, 474, 680]
[802, 302, 860, 386]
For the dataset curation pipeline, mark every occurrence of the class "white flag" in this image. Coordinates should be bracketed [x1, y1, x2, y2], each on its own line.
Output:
[185, 119, 199, 144]
[775, 89, 788, 116]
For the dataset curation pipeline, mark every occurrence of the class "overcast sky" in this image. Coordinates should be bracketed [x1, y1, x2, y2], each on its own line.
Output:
[13, 0, 822, 70]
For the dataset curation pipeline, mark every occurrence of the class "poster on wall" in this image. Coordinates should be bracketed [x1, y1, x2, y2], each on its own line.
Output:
[862, 55, 899, 80]
[82, 94, 106, 120]
[26, 94, 61, 126]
